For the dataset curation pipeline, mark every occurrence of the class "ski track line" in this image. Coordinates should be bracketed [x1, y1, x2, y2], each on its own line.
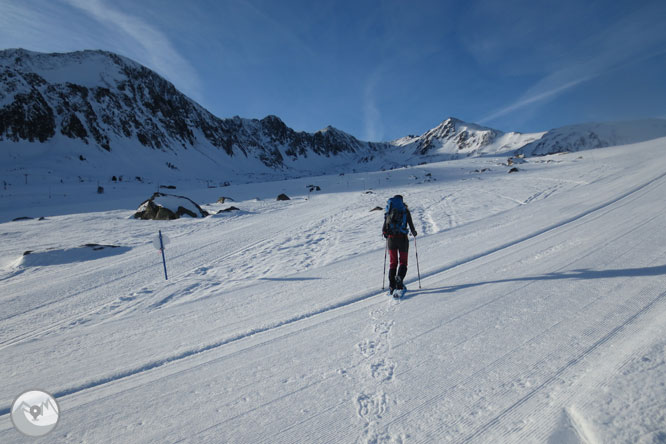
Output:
[396, 203, 664, 352]
[382, 284, 599, 434]
[459, 288, 666, 444]
[392, 239, 644, 390]
[494, 254, 666, 443]
[378, 206, 665, 439]
[423, 237, 666, 442]
[0, 238, 269, 347]
[1, 171, 663, 421]
[384, 279, 661, 444]
[0, 231, 275, 323]
[415, 170, 666, 288]
[0, 201, 312, 322]
[0, 197, 349, 326]
[2, 165, 657, 327]
[416, 281, 642, 442]
[206, 300, 401, 444]
[1, 169, 662, 416]
[0, 290, 389, 419]
[165, 305, 398, 443]
[407, 168, 661, 316]
[0, 231, 281, 347]
[392, 193, 662, 355]
[441, 193, 458, 230]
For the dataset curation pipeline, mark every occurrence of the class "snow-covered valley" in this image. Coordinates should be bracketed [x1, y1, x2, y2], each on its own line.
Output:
[1, 136, 666, 443]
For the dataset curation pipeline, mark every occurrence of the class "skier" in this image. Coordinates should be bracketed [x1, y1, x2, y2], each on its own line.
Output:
[383, 195, 417, 297]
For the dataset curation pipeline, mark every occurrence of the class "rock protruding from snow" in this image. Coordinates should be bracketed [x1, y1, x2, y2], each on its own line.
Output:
[133, 193, 209, 220]
[516, 119, 666, 156]
[217, 206, 240, 213]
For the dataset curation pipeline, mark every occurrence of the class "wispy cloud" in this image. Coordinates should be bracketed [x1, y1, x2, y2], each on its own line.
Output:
[479, 71, 596, 125]
[479, 1, 666, 126]
[363, 88, 381, 141]
[62, 0, 203, 102]
[233, 0, 317, 62]
[363, 67, 386, 142]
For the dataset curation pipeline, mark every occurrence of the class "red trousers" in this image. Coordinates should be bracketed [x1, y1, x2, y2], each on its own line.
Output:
[389, 248, 408, 269]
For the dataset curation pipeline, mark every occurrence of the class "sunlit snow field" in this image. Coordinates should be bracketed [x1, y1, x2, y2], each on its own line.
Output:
[1, 140, 666, 443]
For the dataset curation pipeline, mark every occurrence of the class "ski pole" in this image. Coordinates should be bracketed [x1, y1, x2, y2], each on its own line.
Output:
[413, 235, 421, 289]
[382, 237, 388, 290]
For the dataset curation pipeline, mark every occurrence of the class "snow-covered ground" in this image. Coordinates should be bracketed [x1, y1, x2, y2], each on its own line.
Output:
[1, 138, 666, 443]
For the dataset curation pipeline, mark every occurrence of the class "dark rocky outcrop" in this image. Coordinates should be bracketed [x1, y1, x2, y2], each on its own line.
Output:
[217, 206, 240, 213]
[133, 192, 209, 220]
[276, 193, 290, 201]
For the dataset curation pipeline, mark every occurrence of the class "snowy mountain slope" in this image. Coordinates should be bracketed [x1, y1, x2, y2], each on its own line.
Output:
[0, 48, 393, 180]
[4, 48, 666, 187]
[516, 118, 666, 156]
[1, 138, 666, 442]
[393, 117, 543, 158]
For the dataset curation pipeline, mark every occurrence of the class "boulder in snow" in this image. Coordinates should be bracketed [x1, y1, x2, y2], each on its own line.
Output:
[276, 193, 290, 201]
[133, 193, 209, 220]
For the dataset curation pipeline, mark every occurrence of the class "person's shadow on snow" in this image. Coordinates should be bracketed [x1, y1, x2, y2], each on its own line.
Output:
[401, 264, 666, 300]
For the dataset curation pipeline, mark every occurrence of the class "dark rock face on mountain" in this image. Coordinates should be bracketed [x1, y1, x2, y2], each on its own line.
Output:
[0, 49, 389, 169]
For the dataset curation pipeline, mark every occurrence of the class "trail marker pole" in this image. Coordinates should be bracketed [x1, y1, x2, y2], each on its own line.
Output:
[156, 230, 169, 280]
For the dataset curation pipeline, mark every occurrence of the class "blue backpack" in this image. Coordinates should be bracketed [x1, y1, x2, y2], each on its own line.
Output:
[385, 196, 408, 235]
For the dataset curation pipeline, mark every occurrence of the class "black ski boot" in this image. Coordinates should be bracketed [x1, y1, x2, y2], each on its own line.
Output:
[393, 276, 406, 298]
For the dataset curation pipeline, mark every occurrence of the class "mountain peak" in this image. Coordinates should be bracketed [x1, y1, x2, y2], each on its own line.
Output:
[0, 49, 386, 175]
[4, 48, 152, 81]
[442, 116, 462, 125]
[316, 125, 337, 133]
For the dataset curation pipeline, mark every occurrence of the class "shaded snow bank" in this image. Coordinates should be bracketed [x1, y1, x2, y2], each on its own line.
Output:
[518, 119, 666, 156]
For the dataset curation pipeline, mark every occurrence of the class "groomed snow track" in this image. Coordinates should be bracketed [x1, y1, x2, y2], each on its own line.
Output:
[2, 141, 666, 442]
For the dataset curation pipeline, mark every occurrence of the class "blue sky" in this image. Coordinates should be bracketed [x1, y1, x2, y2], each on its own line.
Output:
[1, 0, 665, 140]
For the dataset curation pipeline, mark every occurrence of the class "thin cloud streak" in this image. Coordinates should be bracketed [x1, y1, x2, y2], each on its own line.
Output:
[63, 0, 203, 102]
[480, 1, 666, 127]
[480, 76, 595, 124]
[363, 68, 385, 142]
